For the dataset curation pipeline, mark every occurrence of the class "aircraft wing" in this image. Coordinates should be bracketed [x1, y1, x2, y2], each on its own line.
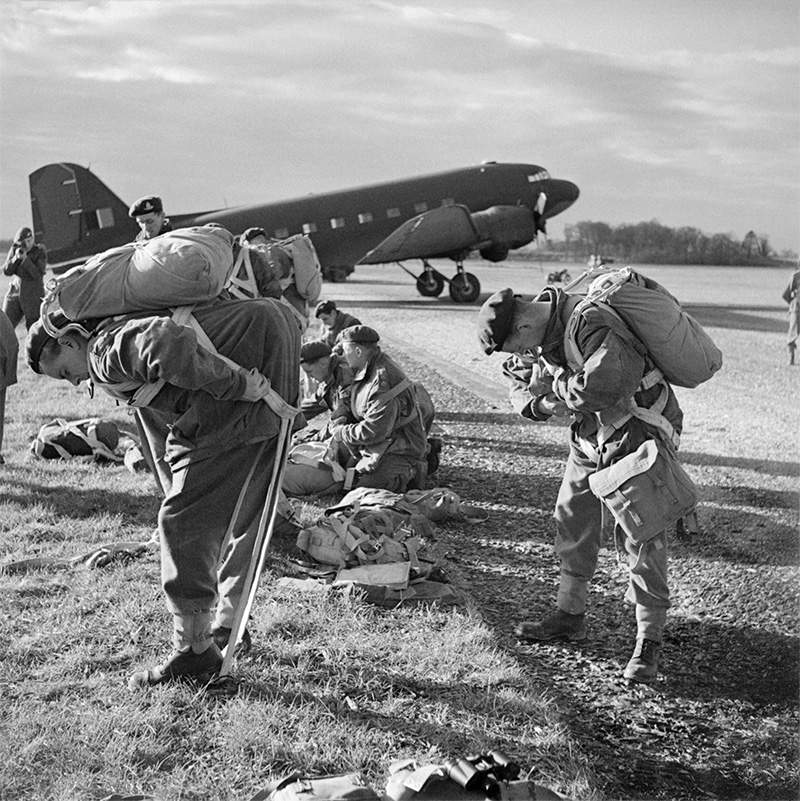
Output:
[358, 204, 480, 265]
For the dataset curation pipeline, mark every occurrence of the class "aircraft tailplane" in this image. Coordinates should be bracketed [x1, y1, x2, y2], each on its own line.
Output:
[29, 163, 139, 269]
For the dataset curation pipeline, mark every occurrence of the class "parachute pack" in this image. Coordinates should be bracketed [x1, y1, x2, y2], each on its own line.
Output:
[564, 267, 723, 389]
[40, 225, 236, 328]
[31, 418, 124, 462]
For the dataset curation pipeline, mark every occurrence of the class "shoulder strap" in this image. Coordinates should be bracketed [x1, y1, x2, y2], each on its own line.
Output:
[226, 247, 259, 300]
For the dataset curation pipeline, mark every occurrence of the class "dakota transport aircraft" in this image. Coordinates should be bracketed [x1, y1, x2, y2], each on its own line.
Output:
[29, 161, 579, 303]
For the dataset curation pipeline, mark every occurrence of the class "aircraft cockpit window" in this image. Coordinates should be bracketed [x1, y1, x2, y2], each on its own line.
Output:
[274, 228, 289, 239]
[358, 213, 373, 224]
[303, 222, 317, 234]
[330, 217, 345, 229]
[387, 207, 401, 218]
[528, 171, 550, 183]
[414, 202, 428, 213]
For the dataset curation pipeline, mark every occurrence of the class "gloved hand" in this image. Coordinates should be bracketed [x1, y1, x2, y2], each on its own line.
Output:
[241, 368, 272, 402]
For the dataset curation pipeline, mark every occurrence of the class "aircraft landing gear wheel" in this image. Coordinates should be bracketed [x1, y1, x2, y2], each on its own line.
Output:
[448, 272, 480, 303]
[416, 271, 445, 297]
[328, 266, 349, 283]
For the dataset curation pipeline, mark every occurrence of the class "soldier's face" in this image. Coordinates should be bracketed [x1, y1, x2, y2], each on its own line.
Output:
[39, 336, 90, 386]
[302, 358, 330, 383]
[135, 211, 165, 239]
[318, 311, 336, 327]
[341, 341, 367, 370]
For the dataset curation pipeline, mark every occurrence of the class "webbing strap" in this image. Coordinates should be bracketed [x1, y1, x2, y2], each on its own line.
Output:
[226, 247, 259, 300]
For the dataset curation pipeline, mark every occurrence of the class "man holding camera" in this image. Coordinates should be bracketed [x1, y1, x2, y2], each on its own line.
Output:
[2, 226, 47, 330]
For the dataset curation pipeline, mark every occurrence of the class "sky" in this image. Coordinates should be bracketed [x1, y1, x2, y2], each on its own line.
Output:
[1, 0, 798, 253]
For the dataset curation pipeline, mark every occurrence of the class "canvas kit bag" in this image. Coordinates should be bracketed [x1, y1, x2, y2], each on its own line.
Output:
[588, 439, 698, 544]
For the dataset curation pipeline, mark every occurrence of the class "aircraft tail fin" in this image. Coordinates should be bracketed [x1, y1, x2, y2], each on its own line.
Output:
[30, 163, 139, 270]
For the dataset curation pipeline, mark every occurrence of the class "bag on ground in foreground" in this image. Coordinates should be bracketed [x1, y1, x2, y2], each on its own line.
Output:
[249, 772, 380, 801]
[566, 267, 722, 388]
[31, 418, 123, 463]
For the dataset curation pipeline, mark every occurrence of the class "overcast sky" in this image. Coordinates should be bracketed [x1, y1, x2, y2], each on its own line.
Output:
[1, 0, 798, 252]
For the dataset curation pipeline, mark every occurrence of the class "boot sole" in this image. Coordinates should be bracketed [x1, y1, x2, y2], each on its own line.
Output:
[515, 626, 587, 642]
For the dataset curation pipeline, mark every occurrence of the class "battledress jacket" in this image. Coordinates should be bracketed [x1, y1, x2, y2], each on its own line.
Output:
[502, 287, 683, 452]
[87, 297, 300, 470]
[332, 348, 427, 469]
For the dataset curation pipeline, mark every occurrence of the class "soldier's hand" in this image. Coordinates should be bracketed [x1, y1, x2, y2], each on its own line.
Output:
[537, 393, 569, 417]
[241, 368, 272, 402]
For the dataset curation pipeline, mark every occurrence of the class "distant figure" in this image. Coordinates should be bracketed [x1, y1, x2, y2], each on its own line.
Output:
[782, 268, 800, 366]
[0, 310, 18, 464]
[314, 300, 361, 351]
[129, 195, 173, 241]
[2, 226, 48, 331]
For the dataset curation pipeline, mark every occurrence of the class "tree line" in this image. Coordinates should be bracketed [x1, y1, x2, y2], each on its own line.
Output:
[536, 220, 797, 266]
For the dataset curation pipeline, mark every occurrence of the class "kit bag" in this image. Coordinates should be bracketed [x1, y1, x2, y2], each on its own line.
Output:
[566, 267, 722, 388]
[31, 418, 123, 462]
[44, 225, 235, 320]
[249, 773, 380, 801]
[588, 439, 698, 544]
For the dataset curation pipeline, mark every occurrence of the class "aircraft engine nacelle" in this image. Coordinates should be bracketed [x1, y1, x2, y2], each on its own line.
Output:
[470, 205, 536, 256]
[479, 243, 510, 262]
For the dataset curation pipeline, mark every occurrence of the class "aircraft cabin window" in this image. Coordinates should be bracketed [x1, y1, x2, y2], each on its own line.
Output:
[358, 213, 373, 224]
[414, 203, 428, 213]
[528, 171, 550, 182]
[330, 217, 345, 229]
[274, 228, 289, 239]
[303, 223, 317, 234]
[387, 207, 401, 218]
[441, 198, 454, 206]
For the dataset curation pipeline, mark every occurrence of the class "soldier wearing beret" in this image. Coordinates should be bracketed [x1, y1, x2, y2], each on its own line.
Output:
[328, 325, 429, 493]
[314, 300, 362, 352]
[477, 285, 685, 683]
[298, 340, 354, 425]
[2, 226, 48, 330]
[129, 195, 172, 241]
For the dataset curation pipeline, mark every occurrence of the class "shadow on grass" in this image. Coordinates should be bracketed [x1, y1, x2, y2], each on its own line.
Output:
[680, 449, 800, 478]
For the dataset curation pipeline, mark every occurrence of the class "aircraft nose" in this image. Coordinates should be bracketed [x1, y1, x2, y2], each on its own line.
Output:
[543, 179, 580, 217]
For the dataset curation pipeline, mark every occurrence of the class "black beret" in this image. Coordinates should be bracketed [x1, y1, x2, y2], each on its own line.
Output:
[477, 287, 516, 355]
[314, 300, 336, 317]
[14, 226, 33, 243]
[300, 340, 332, 364]
[25, 317, 57, 374]
[339, 325, 380, 344]
[128, 195, 163, 217]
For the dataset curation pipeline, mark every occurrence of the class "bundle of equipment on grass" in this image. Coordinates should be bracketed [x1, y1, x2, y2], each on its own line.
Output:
[31, 417, 123, 462]
[39, 225, 236, 329]
[565, 267, 723, 388]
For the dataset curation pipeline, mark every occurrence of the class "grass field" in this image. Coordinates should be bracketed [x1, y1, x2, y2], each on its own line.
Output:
[0, 267, 798, 801]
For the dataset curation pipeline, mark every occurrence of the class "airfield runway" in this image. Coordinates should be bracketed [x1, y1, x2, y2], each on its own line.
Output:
[309, 258, 789, 403]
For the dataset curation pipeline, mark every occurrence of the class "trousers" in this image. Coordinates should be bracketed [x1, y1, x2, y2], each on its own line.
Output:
[553, 427, 670, 615]
[159, 437, 279, 626]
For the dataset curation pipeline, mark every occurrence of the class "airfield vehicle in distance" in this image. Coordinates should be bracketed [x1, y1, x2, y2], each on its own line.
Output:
[29, 160, 579, 303]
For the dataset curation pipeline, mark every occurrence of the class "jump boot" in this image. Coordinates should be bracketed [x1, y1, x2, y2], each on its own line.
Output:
[515, 609, 587, 642]
[623, 605, 666, 683]
[128, 611, 222, 689]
